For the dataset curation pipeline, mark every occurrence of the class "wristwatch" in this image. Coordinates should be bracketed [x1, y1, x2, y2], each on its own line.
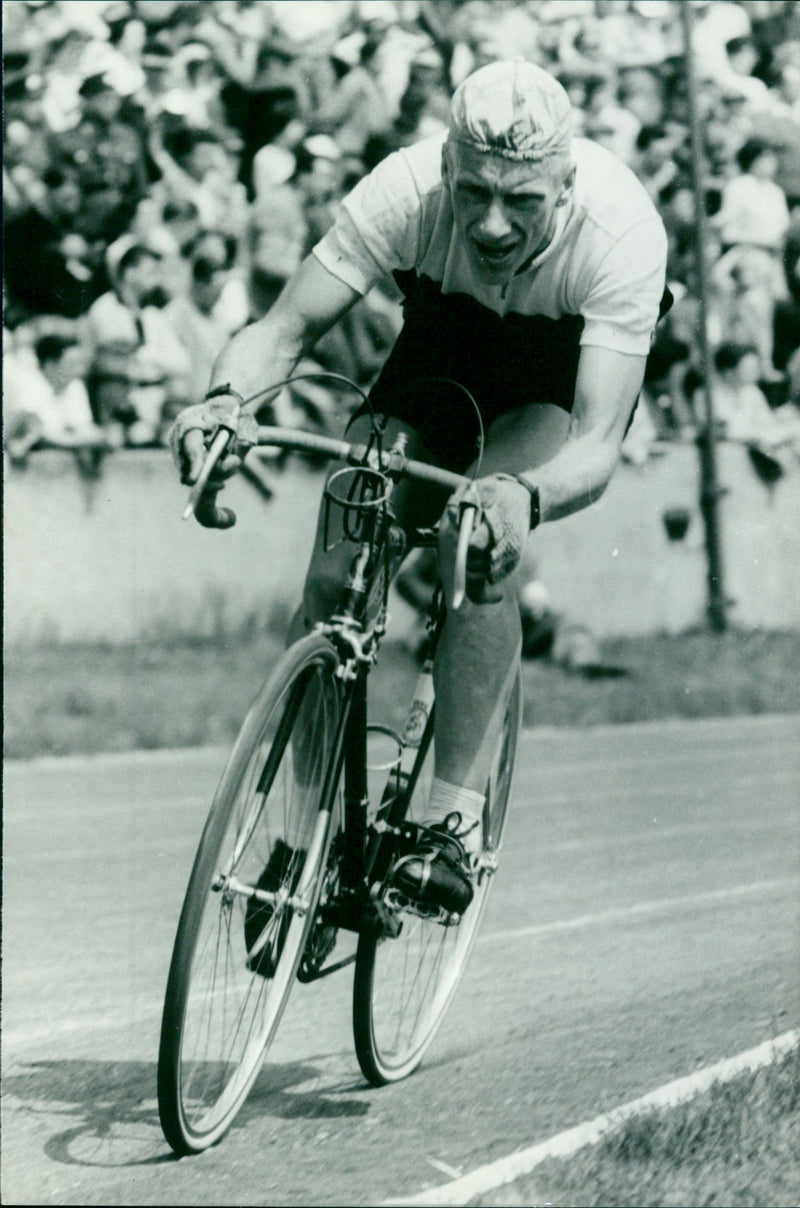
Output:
[508, 474, 541, 531]
[205, 383, 247, 407]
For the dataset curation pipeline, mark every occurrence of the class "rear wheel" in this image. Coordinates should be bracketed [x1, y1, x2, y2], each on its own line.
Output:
[158, 634, 343, 1153]
[352, 670, 522, 1084]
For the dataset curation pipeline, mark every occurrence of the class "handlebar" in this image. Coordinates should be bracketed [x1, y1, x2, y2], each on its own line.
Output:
[182, 423, 482, 610]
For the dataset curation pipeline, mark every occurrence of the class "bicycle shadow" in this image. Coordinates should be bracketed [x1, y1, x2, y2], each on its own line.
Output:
[4, 1055, 370, 1170]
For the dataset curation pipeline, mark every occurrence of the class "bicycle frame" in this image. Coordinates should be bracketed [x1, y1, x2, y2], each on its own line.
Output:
[294, 435, 446, 974]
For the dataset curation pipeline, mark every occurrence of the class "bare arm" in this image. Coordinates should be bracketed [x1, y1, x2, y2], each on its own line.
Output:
[178, 255, 362, 487]
[207, 254, 362, 409]
[520, 345, 648, 522]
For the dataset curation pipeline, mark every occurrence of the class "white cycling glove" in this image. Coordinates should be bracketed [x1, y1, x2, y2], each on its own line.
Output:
[168, 393, 259, 484]
[447, 474, 534, 585]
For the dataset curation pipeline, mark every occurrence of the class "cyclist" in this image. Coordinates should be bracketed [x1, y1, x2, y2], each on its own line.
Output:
[171, 60, 669, 919]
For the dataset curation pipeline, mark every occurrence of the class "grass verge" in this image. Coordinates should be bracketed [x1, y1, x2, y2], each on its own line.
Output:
[4, 629, 800, 760]
[474, 1043, 800, 1208]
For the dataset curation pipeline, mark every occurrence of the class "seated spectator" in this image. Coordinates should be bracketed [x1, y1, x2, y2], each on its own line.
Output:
[84, 236, 191, 445]
[634, 124, 680, 204]
[583, 70, 640, 163]
[714, 137, 791, 255]
[691, 1, 760, 99]
[3, 165, 104, 320]
[713, 244, 785, 381]
[696, 341, 799, 453]
[165, 229, 249, 401]
[4, 330, 107, 465]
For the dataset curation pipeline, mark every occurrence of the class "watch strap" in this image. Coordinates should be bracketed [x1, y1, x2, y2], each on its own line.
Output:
[504, 474, 540, 531]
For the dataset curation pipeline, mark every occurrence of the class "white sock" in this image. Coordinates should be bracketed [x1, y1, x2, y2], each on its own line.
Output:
[424, 778, 485, 856]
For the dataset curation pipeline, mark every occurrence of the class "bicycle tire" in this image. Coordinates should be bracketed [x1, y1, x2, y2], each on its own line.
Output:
[158, 634, 344, 1154]
[352, 668, 522, 1085]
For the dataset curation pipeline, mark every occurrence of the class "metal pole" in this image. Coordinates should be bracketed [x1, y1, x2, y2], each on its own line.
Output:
[680, 1, 728, 632]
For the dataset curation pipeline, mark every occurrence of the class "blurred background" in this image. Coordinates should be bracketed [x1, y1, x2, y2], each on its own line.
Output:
[3, 0, 800, 751]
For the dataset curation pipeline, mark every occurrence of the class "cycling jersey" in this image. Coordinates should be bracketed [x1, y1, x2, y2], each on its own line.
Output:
[313, 132, 669, 469]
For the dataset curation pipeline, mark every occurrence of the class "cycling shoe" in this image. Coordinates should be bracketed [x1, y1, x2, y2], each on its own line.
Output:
[390, 812, 476, 917]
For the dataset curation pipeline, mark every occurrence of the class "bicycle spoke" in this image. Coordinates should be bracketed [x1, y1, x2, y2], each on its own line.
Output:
[159, 637, 342, 1153]
[354, 671, 521, 1085]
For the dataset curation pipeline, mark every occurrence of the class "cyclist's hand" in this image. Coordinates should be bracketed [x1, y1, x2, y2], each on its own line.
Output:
[447, 475, 531, 586]
[168, 395, 258, 528]
[169, 396, 253, 484]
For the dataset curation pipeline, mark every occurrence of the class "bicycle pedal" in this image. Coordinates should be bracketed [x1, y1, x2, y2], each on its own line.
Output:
[382, 885, 460, 927]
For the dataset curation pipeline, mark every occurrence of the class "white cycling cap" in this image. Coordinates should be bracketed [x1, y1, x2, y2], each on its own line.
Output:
[449, 60, 573, 162]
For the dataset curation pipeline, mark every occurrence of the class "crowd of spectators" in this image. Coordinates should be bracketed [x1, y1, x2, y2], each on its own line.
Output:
[3, 0, 800, 475]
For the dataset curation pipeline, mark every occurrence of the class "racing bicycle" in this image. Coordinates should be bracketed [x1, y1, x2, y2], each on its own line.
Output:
[157, 378, 522, 1154]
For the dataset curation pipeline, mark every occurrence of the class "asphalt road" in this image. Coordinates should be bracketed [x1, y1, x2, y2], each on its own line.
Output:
[3, 714, 799, 1206]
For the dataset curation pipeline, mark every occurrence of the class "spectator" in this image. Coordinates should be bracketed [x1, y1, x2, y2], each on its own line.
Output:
[714, 243, 785, 380]
[313, 33, 392, 160]
[61, 73, 149, 242]
[3, 0, 799, 452]
[773, 216, 800, 378]
[697, 340, 800, 454]
[85, 236, 191, 444]
[617, 63, 667, 127]
[165, 229, 249, 400]
[584, 70, 641, 162]
[4, 165, 104, 320]
[293, 135, 346, 251]
[714, 137, 791, 254]
[392, 46, 450, 147]
[4, 330, 107, 464]
[147, 121, 249, 238]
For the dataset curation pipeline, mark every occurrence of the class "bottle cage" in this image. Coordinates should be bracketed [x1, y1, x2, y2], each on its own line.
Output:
[322, 465, 392, 550]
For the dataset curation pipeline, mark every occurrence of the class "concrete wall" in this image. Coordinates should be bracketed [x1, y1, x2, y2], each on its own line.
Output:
[4, 443, 798, 645]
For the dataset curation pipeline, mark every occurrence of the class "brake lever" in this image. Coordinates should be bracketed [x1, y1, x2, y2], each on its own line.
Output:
[452, 503, 477, 611]
[182, 427, 234, 521]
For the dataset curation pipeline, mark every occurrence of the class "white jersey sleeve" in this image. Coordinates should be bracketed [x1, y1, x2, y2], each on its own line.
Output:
[578, 215, 668, 356]
[313, 147, 428, 295]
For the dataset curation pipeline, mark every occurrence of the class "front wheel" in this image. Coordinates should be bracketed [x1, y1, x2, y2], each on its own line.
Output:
[158, 634, 344, 1154]
[352, 669, 522, 1085]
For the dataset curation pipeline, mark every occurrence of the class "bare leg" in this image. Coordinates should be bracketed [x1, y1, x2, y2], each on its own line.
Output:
[291, 404, 569, 799]
[433, 403, 570, 793]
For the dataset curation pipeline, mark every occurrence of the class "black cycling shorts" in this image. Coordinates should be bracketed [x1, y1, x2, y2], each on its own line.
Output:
[352, 269, 672, 473]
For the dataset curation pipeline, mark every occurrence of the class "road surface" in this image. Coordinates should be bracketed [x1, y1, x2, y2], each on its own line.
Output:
[3, 714, 798, 1205]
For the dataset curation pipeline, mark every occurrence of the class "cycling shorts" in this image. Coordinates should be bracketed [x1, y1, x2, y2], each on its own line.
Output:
[353, 270, 672, 473]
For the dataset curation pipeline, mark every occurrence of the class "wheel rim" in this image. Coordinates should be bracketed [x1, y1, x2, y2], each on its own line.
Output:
[175, 656, 339, 1142]
[361, 675, 521, 1080]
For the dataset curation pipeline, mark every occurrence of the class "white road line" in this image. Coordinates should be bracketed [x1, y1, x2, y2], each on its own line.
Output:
[479, 878, 799, 946]
[5, 879, 795, 1052]
[384, 1030, 800, 1207]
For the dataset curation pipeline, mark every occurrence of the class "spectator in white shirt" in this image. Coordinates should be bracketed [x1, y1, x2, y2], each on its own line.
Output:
[5, 331, 106, 463]
[715, 138, 791, 253]
[85, 236, 191, 443]
[165, 230, 249, 402]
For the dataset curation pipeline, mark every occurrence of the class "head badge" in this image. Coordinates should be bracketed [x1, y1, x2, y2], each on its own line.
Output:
[449, 60, 573, 162]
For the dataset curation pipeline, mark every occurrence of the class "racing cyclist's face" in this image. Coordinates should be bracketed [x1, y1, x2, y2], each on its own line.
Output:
[445, 141, 574, 283]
